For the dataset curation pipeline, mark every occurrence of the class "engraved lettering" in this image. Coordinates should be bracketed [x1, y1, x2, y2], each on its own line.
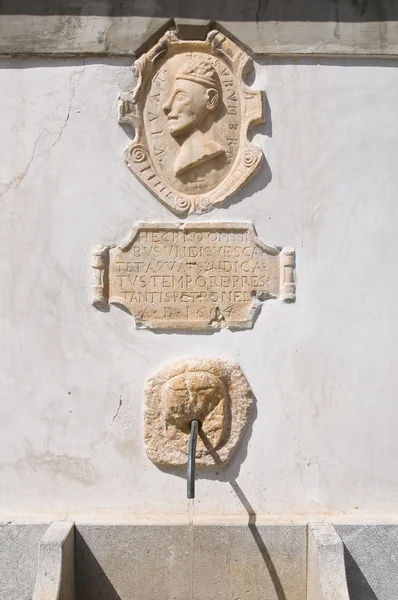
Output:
[97, 223, 295, 330]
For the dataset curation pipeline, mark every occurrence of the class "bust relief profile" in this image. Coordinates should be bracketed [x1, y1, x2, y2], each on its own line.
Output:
[162, 58, 225, 177]
[119, 29, 265, 214]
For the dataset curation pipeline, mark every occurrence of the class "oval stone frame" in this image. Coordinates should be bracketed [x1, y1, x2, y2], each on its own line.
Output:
[119, 29, 264, 215]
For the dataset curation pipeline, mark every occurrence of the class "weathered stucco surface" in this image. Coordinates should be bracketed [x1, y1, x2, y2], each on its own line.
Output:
[0, 56, 398, 518]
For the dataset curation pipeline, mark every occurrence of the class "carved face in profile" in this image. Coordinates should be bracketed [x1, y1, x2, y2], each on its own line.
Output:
[162, 371, 226, 434]
[162, 59, 221, 137]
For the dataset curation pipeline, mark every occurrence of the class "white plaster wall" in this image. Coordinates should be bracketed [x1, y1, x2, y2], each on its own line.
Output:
[0, 56, 397, 519]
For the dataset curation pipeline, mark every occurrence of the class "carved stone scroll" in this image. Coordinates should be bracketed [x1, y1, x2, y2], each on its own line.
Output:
[144, 358, 254, 466]
[91, 222, 296, 331]
[119, 29, 264, 215]
[91, 245, 109, 308]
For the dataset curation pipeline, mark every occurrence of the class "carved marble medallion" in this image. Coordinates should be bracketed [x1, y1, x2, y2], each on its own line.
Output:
[119, 30, 264, 215]
[144, 358, 254, 466]
[91, 222, 295, 330]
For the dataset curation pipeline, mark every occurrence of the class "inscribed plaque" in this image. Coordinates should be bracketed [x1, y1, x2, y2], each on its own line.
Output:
[91, 222, 295, 331]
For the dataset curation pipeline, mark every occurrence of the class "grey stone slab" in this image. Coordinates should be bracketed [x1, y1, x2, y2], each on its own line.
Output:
[335, 524, 398, 600]
[1, 0, 397, 21]
[307, 522, 349, 600]
[193, 524, 306, 600]
[33, 521, 75, 600]
[0, 522, 49, 600]
[0, 15, 171, 57]
[75, 524, 191, 600]
[75, 523, 306, 600]
[222, 20, 398, 57]
[0, 1, 398, 56]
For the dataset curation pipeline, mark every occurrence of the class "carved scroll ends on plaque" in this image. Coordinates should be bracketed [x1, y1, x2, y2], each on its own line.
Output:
[144, 358, 254, 466]
[91, 222, 296, 331]
[119, 29, 264, 215]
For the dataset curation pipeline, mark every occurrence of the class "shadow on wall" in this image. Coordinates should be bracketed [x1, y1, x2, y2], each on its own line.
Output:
[230, 481, 288, 600]
[219, 89, 272, 213]
[0, 0, 396, 21]
[343, 546, 378, 600]
[200, 414, 288, 600]
[156, 395, 288, 600]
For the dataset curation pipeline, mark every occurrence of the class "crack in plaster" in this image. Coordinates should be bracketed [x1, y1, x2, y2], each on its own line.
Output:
[0, 129, 46, 200]
[112, 396, 123, 424]
[39, 65, 85, 160]
[0, 64, 86, 201]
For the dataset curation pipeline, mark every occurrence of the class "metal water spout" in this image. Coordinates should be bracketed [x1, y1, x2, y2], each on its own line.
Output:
[187, 420, 199, 499]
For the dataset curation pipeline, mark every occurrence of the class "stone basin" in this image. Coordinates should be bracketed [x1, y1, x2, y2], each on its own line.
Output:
[2, 520, 396, 600]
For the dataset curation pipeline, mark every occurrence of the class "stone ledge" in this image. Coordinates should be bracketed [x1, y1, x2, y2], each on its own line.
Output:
[0, 15, 398, 57]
